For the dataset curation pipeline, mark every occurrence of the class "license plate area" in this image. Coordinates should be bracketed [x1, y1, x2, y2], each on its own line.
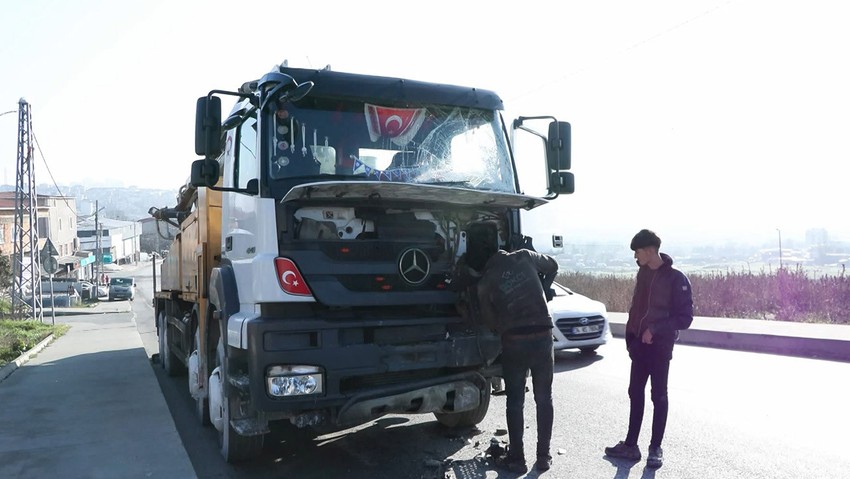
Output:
[572, 325, 601, 334]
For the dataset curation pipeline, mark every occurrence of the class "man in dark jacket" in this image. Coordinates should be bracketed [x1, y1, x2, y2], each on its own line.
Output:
[477, 248, 559, 474]
[605, 229, 693, 468]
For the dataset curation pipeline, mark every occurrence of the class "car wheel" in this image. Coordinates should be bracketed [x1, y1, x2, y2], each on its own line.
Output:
[579, 346, 599, 355]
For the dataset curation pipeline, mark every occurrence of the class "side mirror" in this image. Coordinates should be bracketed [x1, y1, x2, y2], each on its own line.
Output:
[550, 171, 575, 195]
[547, 121, 571, 171]
[190, 159, 220, 187]
[195, 96, 222, 158]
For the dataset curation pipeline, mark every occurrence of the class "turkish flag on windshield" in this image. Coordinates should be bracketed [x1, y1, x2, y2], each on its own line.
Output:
[365, 104, 427, 146]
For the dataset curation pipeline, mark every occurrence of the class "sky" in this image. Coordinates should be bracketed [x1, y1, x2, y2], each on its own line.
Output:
[2, 0, 849, 247]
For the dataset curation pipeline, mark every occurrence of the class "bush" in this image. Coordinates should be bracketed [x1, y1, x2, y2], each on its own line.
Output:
[0, 320, 69, 366]
[558, 268, 850, 325]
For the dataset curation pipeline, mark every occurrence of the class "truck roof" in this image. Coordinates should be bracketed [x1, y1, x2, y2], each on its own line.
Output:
[279, 67, 504, 111]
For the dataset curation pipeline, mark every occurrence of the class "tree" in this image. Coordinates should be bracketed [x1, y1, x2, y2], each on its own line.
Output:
[0, 255, 12, 290]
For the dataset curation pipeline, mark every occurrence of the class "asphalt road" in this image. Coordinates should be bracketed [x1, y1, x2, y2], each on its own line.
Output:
[129, 262, 850, 479]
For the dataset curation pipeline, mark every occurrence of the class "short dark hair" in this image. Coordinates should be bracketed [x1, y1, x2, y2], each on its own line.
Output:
[630, 229, 661, 251]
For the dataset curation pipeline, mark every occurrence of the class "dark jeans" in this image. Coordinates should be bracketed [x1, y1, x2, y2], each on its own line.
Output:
[501, 331, 554, 460]
[625, 343, 671, 448]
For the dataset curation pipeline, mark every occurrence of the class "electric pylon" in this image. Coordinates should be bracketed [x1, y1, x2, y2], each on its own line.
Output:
[12, 98, 43, 322]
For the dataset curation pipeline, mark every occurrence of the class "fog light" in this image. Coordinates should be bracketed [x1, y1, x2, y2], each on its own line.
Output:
[267, 365, 324, 397]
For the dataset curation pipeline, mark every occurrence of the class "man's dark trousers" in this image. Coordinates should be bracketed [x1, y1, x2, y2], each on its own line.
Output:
[501, 331, 554, 460]
[625, 342, 671, 448]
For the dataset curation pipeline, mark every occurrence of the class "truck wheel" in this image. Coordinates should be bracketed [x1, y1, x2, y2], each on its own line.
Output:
[158, 311, 183, 376]
[192, 326, 210, 426]
[215, 339, 263, 462]
[434, 385, 491, 428]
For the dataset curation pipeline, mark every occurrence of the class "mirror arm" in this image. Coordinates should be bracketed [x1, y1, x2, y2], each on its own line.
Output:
[513, 115, 556, 129]
[207, 89, 252, 101]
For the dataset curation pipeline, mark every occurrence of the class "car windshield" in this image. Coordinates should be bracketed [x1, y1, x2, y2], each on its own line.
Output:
[264, 97, 516, 193]
[110, 277, 132, 286]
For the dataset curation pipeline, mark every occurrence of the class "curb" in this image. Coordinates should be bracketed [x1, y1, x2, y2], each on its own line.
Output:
[0, 333, 56, 383]
[608, 321, 850, 363]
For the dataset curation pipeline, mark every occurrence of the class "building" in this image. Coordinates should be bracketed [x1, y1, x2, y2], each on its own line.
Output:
[0, 192, 89, 278]
[77, 217, 142, 268]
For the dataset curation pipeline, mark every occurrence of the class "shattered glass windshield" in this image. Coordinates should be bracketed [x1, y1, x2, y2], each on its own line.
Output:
[265, 97, 516, 193]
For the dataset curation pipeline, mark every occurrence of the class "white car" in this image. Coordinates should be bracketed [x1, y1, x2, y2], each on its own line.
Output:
[548, 282, 610, 354]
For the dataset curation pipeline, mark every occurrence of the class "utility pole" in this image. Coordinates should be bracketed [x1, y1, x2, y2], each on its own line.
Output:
[776, 228, 783, 269]
[96, 200, 101, 288]
[12, 98, 42, 322]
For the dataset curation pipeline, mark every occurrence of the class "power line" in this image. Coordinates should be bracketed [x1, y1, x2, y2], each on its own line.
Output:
[31, 130, 99, 221]
[507, 0, 734, 103]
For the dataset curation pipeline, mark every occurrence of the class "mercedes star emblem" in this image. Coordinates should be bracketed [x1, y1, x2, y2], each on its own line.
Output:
[398, 248, 430, 285]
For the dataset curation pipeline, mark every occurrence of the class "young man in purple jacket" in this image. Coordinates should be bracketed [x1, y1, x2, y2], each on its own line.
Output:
[605, 229, 693, 468]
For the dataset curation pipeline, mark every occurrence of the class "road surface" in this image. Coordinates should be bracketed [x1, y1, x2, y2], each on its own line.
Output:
[129, 261, 849, 479]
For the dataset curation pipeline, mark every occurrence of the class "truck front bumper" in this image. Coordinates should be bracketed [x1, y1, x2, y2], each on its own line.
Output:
[241, 315, 500, 428]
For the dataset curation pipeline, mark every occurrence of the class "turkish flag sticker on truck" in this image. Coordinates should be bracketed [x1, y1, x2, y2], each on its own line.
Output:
[364, 104, 427, 146]
[275, 257, 312, 296]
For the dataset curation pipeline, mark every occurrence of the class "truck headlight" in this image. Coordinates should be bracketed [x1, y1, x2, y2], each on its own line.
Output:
[267, 365, 324, 397]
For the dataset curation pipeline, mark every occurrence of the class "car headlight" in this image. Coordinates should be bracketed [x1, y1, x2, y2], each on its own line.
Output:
[266, 365, 324, 397]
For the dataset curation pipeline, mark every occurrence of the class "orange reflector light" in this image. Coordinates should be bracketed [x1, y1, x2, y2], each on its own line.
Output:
[375, 276, 385, 282]
[381, 285, 392, 291]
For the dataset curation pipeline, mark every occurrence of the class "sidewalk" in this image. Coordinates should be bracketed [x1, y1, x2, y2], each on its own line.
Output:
[607, 312, 850, 362]
[0, 304, 196, 479]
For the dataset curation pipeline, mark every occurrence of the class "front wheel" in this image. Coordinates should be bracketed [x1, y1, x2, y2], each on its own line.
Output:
[434, 385, 491, 428]
[579, 346, 599, 355]
[213, 339, 264, 462]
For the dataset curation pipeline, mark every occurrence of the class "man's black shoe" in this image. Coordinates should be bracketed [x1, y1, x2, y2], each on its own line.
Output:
[493, 455, 528, 474]
[535, 455, 552, 471]
[647, 446, 663, 468]
[604, 441, 641, 461]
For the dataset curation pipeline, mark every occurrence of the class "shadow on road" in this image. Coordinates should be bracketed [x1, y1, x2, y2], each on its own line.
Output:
[553, 349, 605, 373]
[153, 359, 485, 478]
[603, 455, 657, 479]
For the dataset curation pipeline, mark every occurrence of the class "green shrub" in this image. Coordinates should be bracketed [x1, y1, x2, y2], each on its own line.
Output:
[0, 320, 69, 366]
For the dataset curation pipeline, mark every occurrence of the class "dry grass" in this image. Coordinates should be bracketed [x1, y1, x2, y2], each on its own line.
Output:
[558, 267, 850, 324]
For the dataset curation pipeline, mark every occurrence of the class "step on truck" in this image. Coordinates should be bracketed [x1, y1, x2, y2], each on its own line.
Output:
[150, 63, 574, 462]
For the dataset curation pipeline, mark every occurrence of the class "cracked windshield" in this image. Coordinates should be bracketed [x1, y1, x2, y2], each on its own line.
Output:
[268, 99, 516, 192]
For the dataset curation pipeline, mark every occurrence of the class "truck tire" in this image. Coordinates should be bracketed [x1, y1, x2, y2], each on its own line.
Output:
[193, 325, 211, 426]
[158, 311, 183, 376]
[215, 339, 264, 462]
[434, 385, 491, 428]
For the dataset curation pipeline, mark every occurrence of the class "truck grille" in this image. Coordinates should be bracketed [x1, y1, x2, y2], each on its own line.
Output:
[555, 315, 606, 341]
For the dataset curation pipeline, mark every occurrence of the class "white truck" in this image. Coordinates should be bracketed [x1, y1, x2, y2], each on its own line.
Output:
[151, 63, 573, 461]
